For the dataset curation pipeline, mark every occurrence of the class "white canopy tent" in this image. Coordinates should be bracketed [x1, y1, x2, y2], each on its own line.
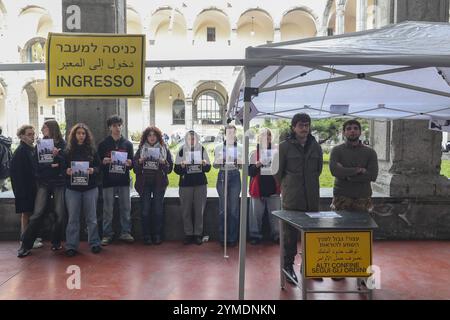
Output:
[229, 21, 450, 121]
[229, 21, 450, 300]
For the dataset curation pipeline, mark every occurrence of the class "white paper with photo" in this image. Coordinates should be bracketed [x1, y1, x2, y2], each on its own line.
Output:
[110, 151, 127, 174]
[186, 150, 203, 174]
[429, 119, 450, 132]
[71, 161, 89, 186]
[142, 146, 160, 170]
[37, 138, 54, 163]
[260, 149, 278, 175]
[186, 151, 202, 164]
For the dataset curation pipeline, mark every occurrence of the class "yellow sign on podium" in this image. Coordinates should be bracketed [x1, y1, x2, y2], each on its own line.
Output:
[46, 33, 145, 98]
[304, 231, 372, 278]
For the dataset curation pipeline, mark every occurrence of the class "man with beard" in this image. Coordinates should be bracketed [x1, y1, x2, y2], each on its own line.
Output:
[329, 119, 378, 213]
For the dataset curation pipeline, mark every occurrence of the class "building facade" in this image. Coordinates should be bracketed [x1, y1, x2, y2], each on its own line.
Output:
[0, 0, 394, 140]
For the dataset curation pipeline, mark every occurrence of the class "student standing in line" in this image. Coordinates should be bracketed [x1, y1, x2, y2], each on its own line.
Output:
[213, 124, 242, 247]
[18, 120, 67, 257]
[10, 125, 40, 248]
[174, 130, 211, 245]
[133, 126, 173, 245]
[98, 115, 134, 245]
[248, 128, 281, 245]
[63, 123, 102, 257]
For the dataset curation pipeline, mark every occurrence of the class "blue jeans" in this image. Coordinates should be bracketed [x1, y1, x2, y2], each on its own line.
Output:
[249, 196, 281, 240]
[141, 183, 166, 240]
[216, 170, 241, 243]
[65, 188, 101, 250]
[102, 186, 132, 237]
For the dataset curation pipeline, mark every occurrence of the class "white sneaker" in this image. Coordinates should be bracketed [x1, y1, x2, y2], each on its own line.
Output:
[33, 238, 43, 249]
[118, 233, 135, 243]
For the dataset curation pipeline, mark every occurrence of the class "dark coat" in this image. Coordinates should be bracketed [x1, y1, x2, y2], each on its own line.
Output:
[275, 134, 323, 211]
[10, 142, 37, 213]
[133, 146, 173, 196]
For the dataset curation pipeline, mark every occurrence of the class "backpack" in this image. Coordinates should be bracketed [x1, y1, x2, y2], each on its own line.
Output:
[0, 143, 12, 179]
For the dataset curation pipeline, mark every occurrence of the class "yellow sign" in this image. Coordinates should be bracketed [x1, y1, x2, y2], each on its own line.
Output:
[46, 33, 145, 98]
[304, 231, 372, 278]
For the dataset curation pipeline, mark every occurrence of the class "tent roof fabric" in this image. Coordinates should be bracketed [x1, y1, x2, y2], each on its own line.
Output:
[229, 21, 450, 121]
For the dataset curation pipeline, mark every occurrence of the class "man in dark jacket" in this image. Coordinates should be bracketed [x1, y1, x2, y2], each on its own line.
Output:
[98, 115, 134, 245]
[275, 113, 323, 284]
[0, 126, 12, 192]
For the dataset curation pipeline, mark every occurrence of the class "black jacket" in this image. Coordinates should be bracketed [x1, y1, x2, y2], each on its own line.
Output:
[63, 144, 101, 192]
[35, 139, 67, 186]
[10, 142, 37, 213]
[174, 146, 211, 187]
[98, 136, 134, 188]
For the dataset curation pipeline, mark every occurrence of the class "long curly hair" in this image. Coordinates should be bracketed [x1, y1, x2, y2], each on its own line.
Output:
[66, 123, 95, 158]
[139, 126, 165, 148]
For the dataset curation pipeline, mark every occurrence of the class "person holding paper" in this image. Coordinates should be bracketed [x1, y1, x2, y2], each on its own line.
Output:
[18, 120, 66, 257]
[174, 130, 211, 245]
[275, 113, 323, 284]
[330, 119, 378, 212]
[62, 123, 102, 257]
[98, 115, 134, 245]
[10, 125, 38, 257]
[213, 124, 242, 247]
[248, 128, 281, 245]
[133, 126, 173, 245]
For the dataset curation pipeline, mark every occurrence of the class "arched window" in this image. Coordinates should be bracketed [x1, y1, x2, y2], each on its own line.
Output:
[23, 38, 46, 63]
[195, 91, 223, 125]
[172, 99, 185, 125]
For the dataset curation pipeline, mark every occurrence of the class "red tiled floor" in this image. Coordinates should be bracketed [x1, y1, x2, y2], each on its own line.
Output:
[0, 240, 449, 300]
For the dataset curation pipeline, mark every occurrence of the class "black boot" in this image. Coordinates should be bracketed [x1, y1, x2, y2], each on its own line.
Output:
[285, 265, 298, 284]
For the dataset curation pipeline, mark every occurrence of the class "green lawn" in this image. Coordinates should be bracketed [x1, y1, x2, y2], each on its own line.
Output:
[442, 159, 450, 178]
[130, 148, 334, 188]
[126, 154, 450, 190]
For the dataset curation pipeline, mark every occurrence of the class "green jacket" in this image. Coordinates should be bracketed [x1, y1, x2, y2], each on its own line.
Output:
[275, 134, 323, 211]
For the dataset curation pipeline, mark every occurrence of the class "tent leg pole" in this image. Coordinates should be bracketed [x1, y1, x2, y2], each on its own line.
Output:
[238, 67, 251, 300]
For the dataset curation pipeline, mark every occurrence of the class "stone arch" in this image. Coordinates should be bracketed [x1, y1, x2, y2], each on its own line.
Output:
[0, 1, 6, 38]
[17, 5, 53, 53]
[236, 8, 274, 45]
[149, 81, 186, 132]
[280, 7, 318, 41]
[149, 7, 187, 41]
[127, 6, 143, 34]
[192, 81, 228, 125]
[192, 8, 230, 45]
[21, 37, 46, 63]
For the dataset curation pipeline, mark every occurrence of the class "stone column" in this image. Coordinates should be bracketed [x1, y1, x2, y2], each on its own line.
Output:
[372, 0, 450, 198]
[149, 90, 155, 126]
[24, 85, 39, 131]
[273, 28, 281, 43]
[141, 96, 150, 128]
[62, 0, 128, 142]
[184, 97, 193, 130]
[356, 0, 368, 31]
[368, 0, 450, 240]
[335, 0, 346, 35]
[2, 78, 23, 136]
